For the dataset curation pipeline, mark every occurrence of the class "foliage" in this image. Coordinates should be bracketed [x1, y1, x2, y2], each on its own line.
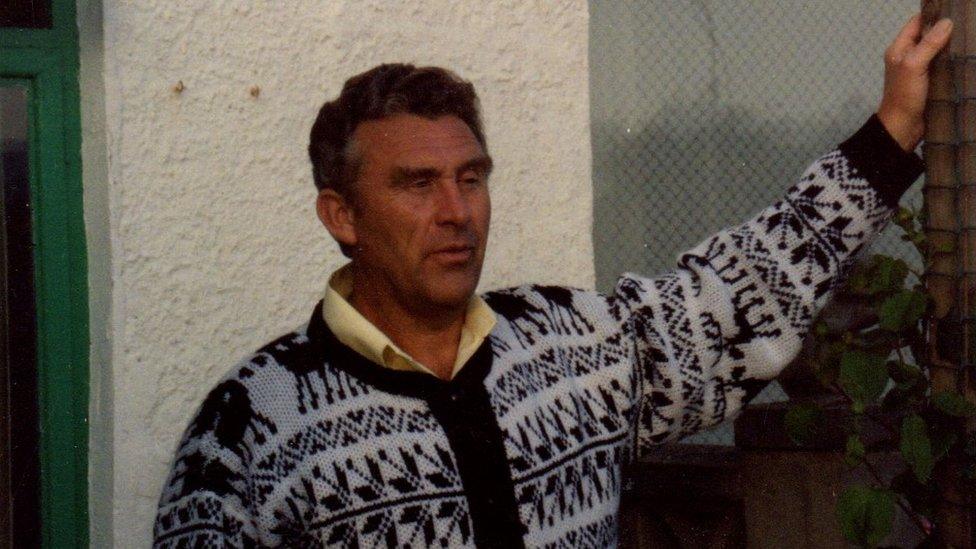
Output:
[837, 485, 897, 548]
[784, 402, 824, 446]
[787, 206, 976, 548]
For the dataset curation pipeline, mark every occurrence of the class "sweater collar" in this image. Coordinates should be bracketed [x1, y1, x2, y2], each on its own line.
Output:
[306, 300, 496, 400]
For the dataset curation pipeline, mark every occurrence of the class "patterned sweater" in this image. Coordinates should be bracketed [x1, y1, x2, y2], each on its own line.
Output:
[154, 116, 923, 548]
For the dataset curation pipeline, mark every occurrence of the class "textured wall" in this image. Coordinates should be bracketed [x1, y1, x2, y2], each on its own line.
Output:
[98, 1, 592, 544]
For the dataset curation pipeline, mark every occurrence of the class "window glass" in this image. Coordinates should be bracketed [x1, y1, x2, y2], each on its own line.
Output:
[589, 0, 920, 444]
[0, 82, 41, 548]
[0, 1, 53, 29]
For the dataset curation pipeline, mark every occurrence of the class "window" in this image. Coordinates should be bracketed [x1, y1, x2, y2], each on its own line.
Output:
[0, 1, 52, 29]
[589, 0, 921, 445]
[0, 0, 87, 546]
[1, 80, 41, 547]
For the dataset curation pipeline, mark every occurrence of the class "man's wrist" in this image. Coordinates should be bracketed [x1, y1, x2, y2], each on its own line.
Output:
[876, 107, 923, 152]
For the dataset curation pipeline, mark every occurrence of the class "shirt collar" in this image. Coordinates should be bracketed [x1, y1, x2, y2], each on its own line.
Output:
[321, 263, 496, 379]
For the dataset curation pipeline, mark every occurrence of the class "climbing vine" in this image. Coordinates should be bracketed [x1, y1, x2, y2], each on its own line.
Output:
[785, 204, 976, 548]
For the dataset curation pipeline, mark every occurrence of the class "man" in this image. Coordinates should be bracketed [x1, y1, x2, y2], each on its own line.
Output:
[154, 15, 952, 548]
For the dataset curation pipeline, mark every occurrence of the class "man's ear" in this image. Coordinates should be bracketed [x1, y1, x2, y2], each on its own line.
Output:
[316, 188, 358, 249]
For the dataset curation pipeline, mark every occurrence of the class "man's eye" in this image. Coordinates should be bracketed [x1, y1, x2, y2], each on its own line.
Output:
[461, 176, 483, 186]
[412, 179, 432, 188]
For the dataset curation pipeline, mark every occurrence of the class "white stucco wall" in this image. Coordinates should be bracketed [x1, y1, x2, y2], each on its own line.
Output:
[94, 1, 592, 545]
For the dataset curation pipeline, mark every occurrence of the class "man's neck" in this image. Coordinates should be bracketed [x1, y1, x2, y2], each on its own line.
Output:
[347, 269, 466, 381]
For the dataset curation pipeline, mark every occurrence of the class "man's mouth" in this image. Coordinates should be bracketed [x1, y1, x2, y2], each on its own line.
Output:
[430, 245, 476, 263]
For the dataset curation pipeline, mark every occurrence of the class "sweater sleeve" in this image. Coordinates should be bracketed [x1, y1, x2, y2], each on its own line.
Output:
[153, 379, 263, 548]
[615, 115, 923, 453]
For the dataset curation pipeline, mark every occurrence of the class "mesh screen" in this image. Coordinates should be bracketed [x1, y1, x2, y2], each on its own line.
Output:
[589, 0, 922, 445]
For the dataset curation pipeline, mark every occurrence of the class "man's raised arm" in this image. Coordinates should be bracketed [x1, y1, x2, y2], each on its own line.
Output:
[612, 14, 952, 451]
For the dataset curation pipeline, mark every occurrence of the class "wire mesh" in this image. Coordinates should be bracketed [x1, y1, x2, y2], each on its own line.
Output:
[921, 0, 976, 428]
[589, 0, 921, 445]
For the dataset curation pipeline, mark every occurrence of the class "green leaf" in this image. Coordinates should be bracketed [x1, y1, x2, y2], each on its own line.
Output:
[785, 403, 823, 446]
[837, 485, 896, 547]
[932, 391, 976, 418]
[845, 435, 866, 467]
[848, 255, 910, 296]
[869, 256, 909, 294]
[886, 360, 922, 385]
[839, 350, 889, 408]
[901, 414, 934, 483]
[878, 290, 927, 332]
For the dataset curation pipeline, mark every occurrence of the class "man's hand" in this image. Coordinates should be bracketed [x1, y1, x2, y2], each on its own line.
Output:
[877, 14, 953, 152]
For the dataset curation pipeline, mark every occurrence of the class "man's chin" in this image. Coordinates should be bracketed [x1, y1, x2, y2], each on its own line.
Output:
[422, 275, 480, 311]
[426, 286, 477, 311]
[412, 260, 483, 311]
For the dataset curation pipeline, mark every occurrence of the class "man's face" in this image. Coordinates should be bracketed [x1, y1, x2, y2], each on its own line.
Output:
[344, 114, 492, 313]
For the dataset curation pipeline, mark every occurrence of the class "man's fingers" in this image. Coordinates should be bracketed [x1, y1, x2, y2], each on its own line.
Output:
[886, 13, 923, 61]
[905, 18, 953, 68]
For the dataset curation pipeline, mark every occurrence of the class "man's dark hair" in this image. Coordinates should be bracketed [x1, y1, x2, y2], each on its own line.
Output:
[308, 63, 487, 196]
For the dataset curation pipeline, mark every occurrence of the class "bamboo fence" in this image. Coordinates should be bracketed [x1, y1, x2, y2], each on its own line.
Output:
[921, 0, 976, 545]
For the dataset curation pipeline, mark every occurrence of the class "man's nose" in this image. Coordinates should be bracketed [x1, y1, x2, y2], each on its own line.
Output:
[434, 180, 472, 226]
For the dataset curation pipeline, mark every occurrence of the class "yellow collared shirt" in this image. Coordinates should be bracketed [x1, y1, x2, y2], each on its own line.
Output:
[322, 264, 497, 380]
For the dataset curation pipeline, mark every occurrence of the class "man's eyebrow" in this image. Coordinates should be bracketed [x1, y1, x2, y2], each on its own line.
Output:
[457, 155, 493, 177]
[390, 166, 441, 184]
[390, 156, 494, 184]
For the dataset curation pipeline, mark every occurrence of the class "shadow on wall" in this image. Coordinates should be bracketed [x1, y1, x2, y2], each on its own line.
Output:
[592, 97, 866, 292]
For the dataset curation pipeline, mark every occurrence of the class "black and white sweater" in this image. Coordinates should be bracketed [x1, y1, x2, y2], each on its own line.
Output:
[154, 117, 923, 548]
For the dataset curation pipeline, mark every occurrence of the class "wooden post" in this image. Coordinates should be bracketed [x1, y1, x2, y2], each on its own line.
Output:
[921, 0, 976, 545]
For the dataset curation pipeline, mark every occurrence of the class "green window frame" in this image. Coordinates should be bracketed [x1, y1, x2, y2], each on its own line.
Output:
[1, 0, 88, 546]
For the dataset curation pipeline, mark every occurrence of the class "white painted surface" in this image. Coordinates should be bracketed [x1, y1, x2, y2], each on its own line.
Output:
[77, 0, 114, 546]
[95, 1, 592, 544]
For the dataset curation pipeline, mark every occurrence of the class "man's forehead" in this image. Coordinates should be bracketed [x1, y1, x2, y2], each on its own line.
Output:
[354, 114, 484, 162]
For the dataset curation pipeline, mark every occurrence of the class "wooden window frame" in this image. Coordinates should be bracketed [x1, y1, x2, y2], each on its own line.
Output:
[1, 0, 88, 546]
